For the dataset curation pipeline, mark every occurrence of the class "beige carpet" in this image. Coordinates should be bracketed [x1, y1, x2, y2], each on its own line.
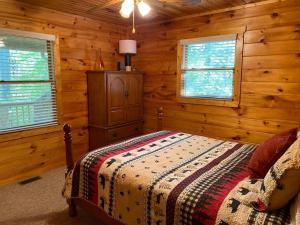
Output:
[0, 167, 102, 225]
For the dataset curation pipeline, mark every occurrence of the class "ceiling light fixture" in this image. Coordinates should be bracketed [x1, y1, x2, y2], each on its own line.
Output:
[119, 0, 151, 33]
[137, 0, 151, 17]
[119, 0, 134, 18]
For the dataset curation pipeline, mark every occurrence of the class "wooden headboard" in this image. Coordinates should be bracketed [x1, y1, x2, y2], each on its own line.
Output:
[156, 106, 164, 131]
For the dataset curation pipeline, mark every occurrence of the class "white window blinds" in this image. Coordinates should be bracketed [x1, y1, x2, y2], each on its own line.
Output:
[0, 30, 58, 133]
[180, 34, 237, 99]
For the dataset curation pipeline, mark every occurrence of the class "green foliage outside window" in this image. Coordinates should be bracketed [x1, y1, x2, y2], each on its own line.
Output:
[0, 34, 56, 133]
[182, 39, 236, 98]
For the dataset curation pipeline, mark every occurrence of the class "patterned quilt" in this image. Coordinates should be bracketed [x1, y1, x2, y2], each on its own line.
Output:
[64, 131, 291, 225]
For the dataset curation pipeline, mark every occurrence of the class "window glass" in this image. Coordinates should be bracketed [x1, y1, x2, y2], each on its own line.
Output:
[0, 33, 57, 133]
[181, 37, 236, 99]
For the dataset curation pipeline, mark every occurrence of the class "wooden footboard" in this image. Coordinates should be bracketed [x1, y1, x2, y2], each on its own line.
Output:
[62, 106, 164, 222]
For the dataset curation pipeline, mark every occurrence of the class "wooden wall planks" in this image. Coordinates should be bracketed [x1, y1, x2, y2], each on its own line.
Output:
[0, 0, 126, 185]
[1, 0, 300, 185]
[133, 0, 300, 144]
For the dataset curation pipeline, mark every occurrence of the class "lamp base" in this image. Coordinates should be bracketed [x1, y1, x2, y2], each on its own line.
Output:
[124, 54, 132, 72]
[125, 66, 132, 72]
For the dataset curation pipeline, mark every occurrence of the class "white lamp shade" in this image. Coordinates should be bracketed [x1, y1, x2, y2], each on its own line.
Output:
[119, 40, 137, 54]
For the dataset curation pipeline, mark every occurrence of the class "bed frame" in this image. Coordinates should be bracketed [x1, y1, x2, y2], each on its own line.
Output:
[63, 107, 164, 224]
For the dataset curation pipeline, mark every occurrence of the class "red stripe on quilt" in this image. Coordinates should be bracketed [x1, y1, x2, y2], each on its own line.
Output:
[192, 158, 250, 225]
[90, 132, 178, 205]
[166, 143, 243, 225]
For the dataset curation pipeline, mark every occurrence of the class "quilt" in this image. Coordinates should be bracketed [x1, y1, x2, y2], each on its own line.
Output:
[64, 131, 291, 225]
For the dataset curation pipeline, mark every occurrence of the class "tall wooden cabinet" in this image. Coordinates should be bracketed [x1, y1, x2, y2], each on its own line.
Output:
[87, 71, 143, 150]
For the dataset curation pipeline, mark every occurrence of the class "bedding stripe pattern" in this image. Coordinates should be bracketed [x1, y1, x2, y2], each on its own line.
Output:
[66, 131, 291, 225]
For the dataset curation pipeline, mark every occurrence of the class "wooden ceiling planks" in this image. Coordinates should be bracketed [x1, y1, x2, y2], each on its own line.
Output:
[17, 0, 267, 24]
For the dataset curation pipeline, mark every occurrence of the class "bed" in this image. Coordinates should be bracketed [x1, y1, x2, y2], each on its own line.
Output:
[62, 109, 291, 225]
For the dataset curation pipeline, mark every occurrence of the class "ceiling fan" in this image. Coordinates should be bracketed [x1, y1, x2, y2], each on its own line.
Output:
[120, 0, 151, 18]
[88, 0, 151, 33]
[88, 0, 201, 14]
[119, 0, 151, 33]
[87, 0, 201, 33]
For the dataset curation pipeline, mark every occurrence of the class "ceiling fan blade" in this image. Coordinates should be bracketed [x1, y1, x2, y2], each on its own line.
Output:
[87, 0, 122, 13]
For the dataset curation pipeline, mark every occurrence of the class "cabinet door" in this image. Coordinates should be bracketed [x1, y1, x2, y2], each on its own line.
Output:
[107, 74, 127, 126]
[126, 74, 143, 122]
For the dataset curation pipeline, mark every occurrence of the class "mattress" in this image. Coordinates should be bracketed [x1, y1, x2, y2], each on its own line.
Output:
[64, 131, 291, 225]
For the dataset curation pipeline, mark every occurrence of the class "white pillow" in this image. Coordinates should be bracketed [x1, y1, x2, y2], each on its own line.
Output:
[290, 193, 300, 225]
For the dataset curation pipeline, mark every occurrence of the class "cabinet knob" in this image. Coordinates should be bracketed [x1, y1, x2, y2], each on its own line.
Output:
[112, 132, 117, 138]
[134, 127, 139, 132]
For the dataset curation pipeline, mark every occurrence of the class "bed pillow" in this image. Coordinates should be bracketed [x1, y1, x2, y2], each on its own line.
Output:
[248, 128, 298, 178]
[252, 135, 300, 211]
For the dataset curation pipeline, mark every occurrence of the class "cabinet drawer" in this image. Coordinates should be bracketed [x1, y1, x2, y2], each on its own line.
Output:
[107, 123, 142, 142]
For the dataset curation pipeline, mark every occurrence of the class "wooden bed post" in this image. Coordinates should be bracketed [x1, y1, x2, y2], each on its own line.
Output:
[63, 124, 74, 175]
[63, 124, 77, 217]
[157, 106, 164, 131]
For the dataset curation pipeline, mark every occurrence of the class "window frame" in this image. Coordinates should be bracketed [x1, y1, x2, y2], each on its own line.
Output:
[176, 33, 244, 107]
[0, 28, 62, 137]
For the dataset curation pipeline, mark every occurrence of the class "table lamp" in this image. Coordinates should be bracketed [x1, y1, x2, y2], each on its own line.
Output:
[119, 40, 137, 71]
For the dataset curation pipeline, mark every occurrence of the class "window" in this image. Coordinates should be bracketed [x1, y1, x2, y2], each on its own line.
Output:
[177, 34, 243, 107]
[0, 29, 58, 133]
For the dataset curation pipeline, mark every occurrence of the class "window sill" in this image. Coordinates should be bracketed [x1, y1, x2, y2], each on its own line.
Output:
[176, 96, 240, 107]
[0, 124, 63, 143]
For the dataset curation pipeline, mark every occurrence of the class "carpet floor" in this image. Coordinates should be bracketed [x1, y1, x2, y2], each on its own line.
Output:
[0, 167, 102, 225]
